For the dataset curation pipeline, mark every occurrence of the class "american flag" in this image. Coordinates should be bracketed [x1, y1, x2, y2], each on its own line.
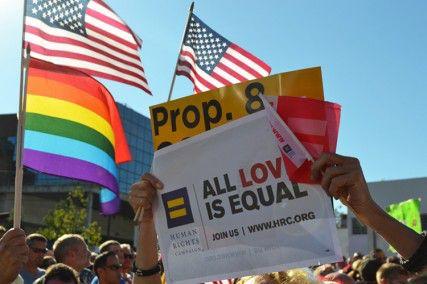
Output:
[177, 14, 271, 93]
[24, 0, 151, 94]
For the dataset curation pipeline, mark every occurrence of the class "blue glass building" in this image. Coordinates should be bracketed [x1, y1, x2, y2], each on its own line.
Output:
[116, 103, 153, 193]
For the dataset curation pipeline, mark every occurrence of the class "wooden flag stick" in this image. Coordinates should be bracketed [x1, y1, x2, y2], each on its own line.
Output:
[134, 2, 195, 226]
[13, 46, 31, 229]
[13, 0, 30, 229]
[166, 1, 195, 102]
[133, 205, 143, 225]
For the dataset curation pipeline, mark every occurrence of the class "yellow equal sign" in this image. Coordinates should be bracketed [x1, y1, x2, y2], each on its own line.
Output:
[167, 197, 187, 219]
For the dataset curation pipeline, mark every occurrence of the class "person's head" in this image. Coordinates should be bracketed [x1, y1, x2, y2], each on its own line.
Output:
[386, 256, 400, 264]
[53, 234, 90, 273]
[246, 274, 279, 284]
[26, 233, 48, 268]
[322, 272, 355, 284]
[237, 272, 285, 284]
[94, 251, 121, 284]
[313, 263, 335, 279]
[376, 263, 409, 284]
[350, 252, 363, 263]
[359, 258, 383, 282]
[370, 248, 386, 263]
[40, 255, 57, 270]
[99, 240, 124, 265]
[44, 263, 79, 284]
[120, 243, 133, 272]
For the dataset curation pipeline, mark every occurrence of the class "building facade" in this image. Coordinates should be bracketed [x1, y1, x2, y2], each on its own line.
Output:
[346, 177, 427, 256]
[0, 103, 153, 242]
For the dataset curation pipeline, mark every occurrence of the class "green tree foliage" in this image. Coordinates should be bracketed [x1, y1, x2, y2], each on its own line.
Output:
[38, 188, 102, 247]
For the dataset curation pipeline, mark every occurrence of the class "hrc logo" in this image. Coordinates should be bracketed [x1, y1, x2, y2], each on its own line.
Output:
[161, 187, 194, 229]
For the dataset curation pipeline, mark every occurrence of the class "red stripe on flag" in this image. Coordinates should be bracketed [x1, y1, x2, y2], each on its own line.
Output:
[25, 25, 141, 64]
[180, 50, 197, 63]
[177, 60, 217, 90]
[92, 0, 112, 10]
[176, 70, 201, 93]
[211, 70, 233, 87]
[85, 22, 138, 51]
[216, 62, 247, 82]
[230, 43, 271, 73]
[85, 69, 151, 95]
[223, 52, 263, 79]
[29, 44, 148, 84]
[86, 7, 132, 35]
[90, 0, 143, 49]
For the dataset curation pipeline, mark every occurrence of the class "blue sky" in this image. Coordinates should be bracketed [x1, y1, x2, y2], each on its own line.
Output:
[1, 0, 426, 185]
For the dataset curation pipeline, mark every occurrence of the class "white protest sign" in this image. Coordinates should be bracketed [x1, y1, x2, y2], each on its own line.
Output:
[152, 110, 342, 284]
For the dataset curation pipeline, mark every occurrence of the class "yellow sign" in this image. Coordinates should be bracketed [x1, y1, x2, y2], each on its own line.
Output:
[150, 67, 324, 150]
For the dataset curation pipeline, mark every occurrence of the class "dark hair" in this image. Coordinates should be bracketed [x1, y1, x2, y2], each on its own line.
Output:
[44, 263, 79, 284]
[386, 255, 400, 264]
[99, 240, 120, 253]
[40, 256, 57, 270]
[360, 258, 383, 282]
[94, 251, 116, 276]
[369, 248, 384, 257]
[26, 233, 47, 247]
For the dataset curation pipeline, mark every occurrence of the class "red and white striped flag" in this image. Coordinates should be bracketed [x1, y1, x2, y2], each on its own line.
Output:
[269, 95, 341, 184]
[24, 0, 151, 94]
[177, 14, 271, 93]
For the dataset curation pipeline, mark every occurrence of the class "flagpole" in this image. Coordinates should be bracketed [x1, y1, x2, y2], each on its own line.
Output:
[166, 1, 194, 102]
[13, 0, 30, 229]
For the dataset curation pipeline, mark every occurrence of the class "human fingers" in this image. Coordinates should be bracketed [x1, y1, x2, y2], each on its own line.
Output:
[129, 182, 158, 211]
[328, 172, 356, 199]
[320, 163, 359, 194]
[0, 228, 26, 243]
[2, 242, 28, 263]
[311, 153, 359, 181]
[11, 244, 29, 262]
[140, 173, 163, 190]
[311, 153, 345, 181]
[3, 235, 26, 248]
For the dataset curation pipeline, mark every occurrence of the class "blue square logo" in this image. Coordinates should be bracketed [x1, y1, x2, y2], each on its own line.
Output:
[161, 187, 194, 229]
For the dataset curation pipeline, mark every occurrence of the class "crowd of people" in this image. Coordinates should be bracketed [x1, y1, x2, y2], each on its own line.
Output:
[0, 153, 426, 284]
[0, 226, 137, 284]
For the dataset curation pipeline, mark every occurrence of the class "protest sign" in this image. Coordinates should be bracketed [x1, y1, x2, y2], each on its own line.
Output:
[152, 110, 342, 284]
[386, 198, 422, 252]
[150, 67, 324, 150]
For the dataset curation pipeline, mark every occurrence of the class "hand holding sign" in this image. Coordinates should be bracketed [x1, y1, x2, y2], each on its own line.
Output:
[311, 153, 372, 214]
[129, 173, 164, 224]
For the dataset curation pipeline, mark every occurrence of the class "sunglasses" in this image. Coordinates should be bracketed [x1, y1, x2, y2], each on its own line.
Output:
[105, 264, 122, 271]
[124, 254, 134, 260]
[31, 247, 48, 254]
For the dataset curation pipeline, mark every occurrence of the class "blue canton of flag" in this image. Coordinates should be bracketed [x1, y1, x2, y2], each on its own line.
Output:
[185, 15, 231, 74]
[28, 0, 89, 36]
[177, 13, 271, 93]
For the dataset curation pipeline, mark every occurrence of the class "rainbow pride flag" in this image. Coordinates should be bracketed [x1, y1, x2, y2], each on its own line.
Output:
[23, 59, 131, 214]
